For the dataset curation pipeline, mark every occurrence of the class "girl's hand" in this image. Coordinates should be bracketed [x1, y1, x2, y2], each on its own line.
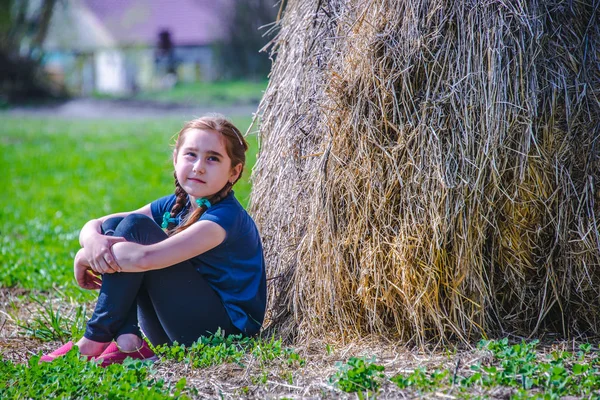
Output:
[74, 249, 102, 290]
[85, 235, 125, 274]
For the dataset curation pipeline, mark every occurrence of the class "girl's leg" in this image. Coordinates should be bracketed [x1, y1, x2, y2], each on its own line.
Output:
[139, 263, 241, 347]
[85, 214, 239, 349]
[135, 289, 171, 345]
[84, 214, 168, 344]
[102, 217, 241, 347]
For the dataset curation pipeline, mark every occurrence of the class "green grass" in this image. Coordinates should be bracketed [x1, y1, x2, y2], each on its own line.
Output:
[329, 340, 600, 399]
[96, 80, 268, 106]
[1, 330, 305, 399]
[0, 116, 256, 296]
[154, 329, 305, 370]
[1, 350, 195, 398]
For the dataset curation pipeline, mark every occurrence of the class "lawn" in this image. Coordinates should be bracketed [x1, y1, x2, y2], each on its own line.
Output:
[2, 116, 600, 398]
[96, 80, 268, 107]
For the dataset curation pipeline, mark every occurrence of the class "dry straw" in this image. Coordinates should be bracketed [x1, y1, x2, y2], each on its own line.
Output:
[250, 0, 600, 345]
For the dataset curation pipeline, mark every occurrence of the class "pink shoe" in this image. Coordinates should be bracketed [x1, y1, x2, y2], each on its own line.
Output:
[96, 340, 157, 367]
[40, 341, 94, 363]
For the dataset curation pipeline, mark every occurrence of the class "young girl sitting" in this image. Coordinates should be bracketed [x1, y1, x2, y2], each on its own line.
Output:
[41, 115, 266, 366]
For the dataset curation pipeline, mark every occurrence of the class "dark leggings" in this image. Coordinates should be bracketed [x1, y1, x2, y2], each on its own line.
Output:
[84, 214, 240, 346]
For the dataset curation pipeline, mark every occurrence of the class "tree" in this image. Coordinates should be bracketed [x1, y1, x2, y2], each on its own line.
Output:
[218, 0, 279, 80]
[0, 0, 61, 103]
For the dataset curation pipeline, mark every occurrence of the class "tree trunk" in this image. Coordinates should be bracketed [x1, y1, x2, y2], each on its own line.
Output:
[30, 0, 57, 59]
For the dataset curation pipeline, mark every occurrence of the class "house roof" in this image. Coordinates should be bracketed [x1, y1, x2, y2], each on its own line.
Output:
[45, 0, 117, 51]
[45, 0, 234, 51]
[83, 0, 233, 46]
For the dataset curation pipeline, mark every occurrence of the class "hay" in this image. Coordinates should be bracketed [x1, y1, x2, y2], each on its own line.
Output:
[251, 0, 600, 345]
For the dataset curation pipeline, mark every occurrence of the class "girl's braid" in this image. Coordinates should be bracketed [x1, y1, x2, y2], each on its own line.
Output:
[165, 172, 189, 232]
[169, 182, 233, 236]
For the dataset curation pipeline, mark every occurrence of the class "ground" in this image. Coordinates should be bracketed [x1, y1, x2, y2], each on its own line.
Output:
[0, 286, 510, 399]
[4, 285, 593, 399]
[5, 98, 258, 120]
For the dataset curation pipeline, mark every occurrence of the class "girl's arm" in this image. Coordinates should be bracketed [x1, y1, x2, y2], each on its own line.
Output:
[79, 204, 153, 274]
[110, 219, 227, 272]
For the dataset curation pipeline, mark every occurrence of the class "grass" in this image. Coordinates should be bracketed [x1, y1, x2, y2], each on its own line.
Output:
[1, 350, 195, 399]
[153, 329, 305, 369]
[328, 339, 600, 399]
[0, 116, 256, 296]
[1, 329, 305, 399]
[95, 80, 268, 106]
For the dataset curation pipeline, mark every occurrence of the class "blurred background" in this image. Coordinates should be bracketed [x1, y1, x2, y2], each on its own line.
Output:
[0, 0, 278, 107]
[0, 0, 280, 295]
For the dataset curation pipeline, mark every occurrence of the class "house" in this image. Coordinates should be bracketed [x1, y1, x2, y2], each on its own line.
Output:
[43, 0, 233, 95]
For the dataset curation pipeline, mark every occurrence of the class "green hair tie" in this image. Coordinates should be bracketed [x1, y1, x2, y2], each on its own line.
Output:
[196, 198, 212, 209]
[161, 212, 177, 229]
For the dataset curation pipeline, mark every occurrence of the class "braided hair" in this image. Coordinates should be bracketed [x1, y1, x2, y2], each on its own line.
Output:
[164, 115, 248, 236]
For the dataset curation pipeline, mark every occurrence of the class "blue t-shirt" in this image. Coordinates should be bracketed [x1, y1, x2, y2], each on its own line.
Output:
[150, 191, 266, 336]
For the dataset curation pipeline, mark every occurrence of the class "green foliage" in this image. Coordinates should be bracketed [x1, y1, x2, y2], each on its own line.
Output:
[390, 339, 600, 398]
[475, 339, 600, 398]
[154, 329, 305, 370]
[0, 347, 195, 399]
[15, 295, 90, 342]
[250, 370, 269, 386]
[390, 367, 449, 391]
[286, 350, 306, 367]
[326, 343, 333, 355]
[218, 0, 277, 80]
[0, 116, 256, 295]
[330, 356, 386, 397]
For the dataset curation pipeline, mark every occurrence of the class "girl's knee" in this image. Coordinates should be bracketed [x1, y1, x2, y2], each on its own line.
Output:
[115, 214, 153, 234]
[122, 213, 155, 226]
[103, 214, 152, 236]
[114, 214, 166, 244]
[101, 217, 124, 235]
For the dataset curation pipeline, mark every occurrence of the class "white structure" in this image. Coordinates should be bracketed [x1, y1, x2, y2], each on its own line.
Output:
[43, 0, 232, 95]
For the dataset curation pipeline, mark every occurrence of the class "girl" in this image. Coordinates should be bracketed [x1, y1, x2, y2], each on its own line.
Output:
[41, 115, 266, 366]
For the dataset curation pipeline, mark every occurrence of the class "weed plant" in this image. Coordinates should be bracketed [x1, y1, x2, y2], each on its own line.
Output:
[330, 356, 386, 398]
[13, 295, 91, 342]
[154, 329, 305, 369]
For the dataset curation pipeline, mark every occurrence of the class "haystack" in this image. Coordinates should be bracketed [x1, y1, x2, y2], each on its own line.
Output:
[251, 0, 600, 345]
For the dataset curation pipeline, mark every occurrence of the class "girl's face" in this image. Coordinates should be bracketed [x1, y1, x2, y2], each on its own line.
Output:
[173, 128, 242, 205]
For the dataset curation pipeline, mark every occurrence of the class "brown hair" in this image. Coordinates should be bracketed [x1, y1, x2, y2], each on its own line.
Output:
[165, 114, 248, 235]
